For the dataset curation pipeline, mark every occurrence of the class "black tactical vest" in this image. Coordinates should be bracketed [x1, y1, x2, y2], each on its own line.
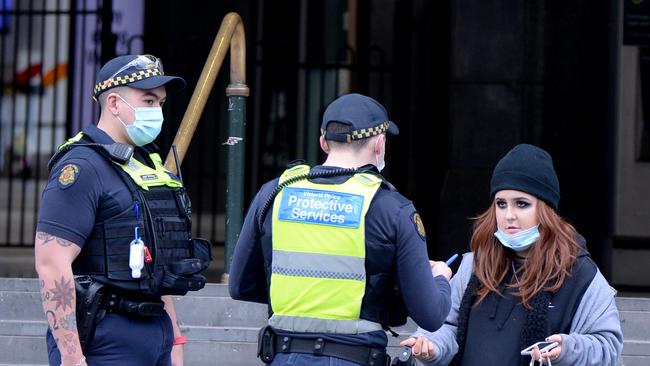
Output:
[50, 133, 212, 296]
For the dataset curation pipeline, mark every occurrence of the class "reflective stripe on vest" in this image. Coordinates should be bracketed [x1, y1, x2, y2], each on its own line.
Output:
[269, 165, 383, 334]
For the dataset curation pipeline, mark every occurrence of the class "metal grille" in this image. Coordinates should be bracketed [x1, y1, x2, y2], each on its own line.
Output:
[0, 0, 103, 246]
[251, 46, 392, 188]
[248, 0, 394, 191]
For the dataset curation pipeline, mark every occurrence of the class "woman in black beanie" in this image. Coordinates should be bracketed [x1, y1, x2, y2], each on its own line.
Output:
[401, 144, 622, 366]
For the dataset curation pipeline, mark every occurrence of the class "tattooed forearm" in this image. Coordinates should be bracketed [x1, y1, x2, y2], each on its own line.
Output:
[49, 276, 74, 311]
[61, 332, 77, 355]
[46, 310, 59, 331]
[41, 279, 81, 356]
[38, 272, 83, 359]
[36, 231, 74, 247]
[40, 279, 51, 302]
[60, 311, 77, 331]
[46, 310, 78, 332]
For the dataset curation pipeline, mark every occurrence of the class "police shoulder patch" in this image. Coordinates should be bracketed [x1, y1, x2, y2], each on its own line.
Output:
[411, 212, 426, 240]
[58, 164, 79, 189]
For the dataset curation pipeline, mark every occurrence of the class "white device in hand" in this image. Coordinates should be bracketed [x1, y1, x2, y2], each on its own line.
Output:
[520, 341, 559, 356]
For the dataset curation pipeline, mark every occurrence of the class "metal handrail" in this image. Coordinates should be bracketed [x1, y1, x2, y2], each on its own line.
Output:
[164, 12, 248, 172]
[163, 12, 249, 281]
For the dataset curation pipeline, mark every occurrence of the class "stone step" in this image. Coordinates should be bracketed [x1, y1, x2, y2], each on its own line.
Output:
[0, 292, 44, 321]
[0, 278, 39, 292]
[173, 296, 268, 327]
[0, 278, 231, 297]
[0, 320, 265, 344]
[623, 340, 650, 357]
[616, 297, 650, 312]
[0, 320, 45, 337]
[3, 277, 650, 311]
[1, 278, 649, 366]
[4, 289, 648, 343]
[0, 289, 419, 333]
[0, 336, 47, 365]
[620, 311, 650, 341]
[0, 291, 269, 327]
[0, 318, 643, 365]
[621, 355, 650, 366]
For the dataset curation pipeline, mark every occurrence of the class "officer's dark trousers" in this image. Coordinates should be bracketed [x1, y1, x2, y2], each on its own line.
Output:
[271, 353, 363, 366]
[46, 312, 173, 366]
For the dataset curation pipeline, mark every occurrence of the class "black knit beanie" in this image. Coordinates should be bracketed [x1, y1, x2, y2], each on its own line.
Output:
[490, 144, 560, 209]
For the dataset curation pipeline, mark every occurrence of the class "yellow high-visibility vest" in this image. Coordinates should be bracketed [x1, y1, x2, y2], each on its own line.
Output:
[269, 165, 382, 334]
[60, 132, 181, 190]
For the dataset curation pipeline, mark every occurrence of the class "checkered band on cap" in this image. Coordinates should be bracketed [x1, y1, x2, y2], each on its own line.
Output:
[350, 121, 390, 141]
[93, 68, 164, 97]
[320, 121, 390, 142]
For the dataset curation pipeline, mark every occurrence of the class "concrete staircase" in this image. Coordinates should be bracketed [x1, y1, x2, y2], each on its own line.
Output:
[0, 278, 417, 365]
[0, 278, 648, 366]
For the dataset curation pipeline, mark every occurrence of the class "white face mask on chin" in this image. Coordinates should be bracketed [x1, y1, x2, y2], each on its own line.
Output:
[375, 153, 385, 172]
[375, 137, 385, 172]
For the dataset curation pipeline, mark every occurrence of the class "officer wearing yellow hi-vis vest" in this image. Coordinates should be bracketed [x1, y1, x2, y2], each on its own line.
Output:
[229, 93, 453, 366]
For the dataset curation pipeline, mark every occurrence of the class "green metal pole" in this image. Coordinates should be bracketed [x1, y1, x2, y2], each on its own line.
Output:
[224, 92, 247, 278]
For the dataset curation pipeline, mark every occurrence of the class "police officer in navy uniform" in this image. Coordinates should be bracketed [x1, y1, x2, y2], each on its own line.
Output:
[229, 93, 453, 366]
[34, 55, 211, 366]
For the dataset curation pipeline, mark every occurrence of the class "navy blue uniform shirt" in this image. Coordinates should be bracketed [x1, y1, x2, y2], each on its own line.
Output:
[39, 125, 180, 366]
[229, 165, 452, 348]
[36, 125, 168, 247]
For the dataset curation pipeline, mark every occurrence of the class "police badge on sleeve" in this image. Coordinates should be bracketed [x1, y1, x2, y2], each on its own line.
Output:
[58, 164, 79, 189]
[411, 212, 426, 241]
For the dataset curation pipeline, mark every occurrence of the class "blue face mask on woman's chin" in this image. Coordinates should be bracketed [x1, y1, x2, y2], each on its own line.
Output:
[494, 225, 540, 252]
[116, 94, 164, 146]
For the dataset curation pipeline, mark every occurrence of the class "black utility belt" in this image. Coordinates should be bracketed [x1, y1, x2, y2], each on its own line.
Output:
[100, 292, 165, 317]
[275, 336, 390, 366]
[258, 326, 390, 366]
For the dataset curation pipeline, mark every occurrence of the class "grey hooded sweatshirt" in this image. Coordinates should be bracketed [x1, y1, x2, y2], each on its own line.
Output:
[412, 252, 623, 366]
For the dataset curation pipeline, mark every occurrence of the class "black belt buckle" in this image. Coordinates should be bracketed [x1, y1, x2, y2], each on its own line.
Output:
[136, 302, 164, 317]
[313, 338, 325, 356]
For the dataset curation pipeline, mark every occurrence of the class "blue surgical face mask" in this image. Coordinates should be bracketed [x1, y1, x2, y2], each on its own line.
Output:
[494, 225, 540, 252]
[116, 94, 164, 146]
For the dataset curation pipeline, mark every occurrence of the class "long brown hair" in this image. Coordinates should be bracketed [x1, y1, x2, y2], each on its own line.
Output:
[470, 200, 582, 308]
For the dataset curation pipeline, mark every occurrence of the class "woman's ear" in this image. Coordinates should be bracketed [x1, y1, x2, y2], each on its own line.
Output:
[319, 136, 330, 154]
